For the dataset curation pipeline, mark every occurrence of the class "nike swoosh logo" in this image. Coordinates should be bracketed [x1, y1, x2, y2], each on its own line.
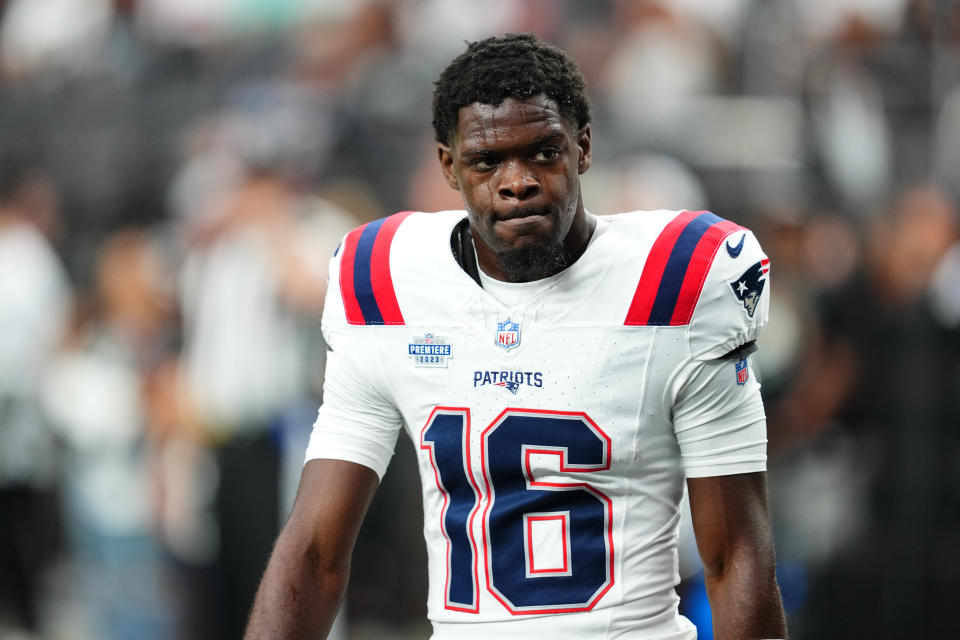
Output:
[726, 233, 745, 258]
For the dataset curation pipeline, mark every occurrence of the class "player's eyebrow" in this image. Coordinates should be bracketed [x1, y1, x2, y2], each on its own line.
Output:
[460, 131, 566, 158]
[460, 147, 497, 158]
[527, 131, 566, 148]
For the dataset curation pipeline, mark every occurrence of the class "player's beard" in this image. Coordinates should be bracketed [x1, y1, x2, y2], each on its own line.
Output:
[474, 203, 571, 282]
[498, 237, 568, 282]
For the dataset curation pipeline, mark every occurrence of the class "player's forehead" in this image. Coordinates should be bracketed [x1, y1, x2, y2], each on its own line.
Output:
[454, 95, 572, 151]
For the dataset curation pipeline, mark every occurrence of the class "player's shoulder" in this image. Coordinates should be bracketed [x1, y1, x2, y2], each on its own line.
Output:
[336, 209, 462, 262]
[606, 208, 741, 243]
[610, 209, 768, 356]
[680, 215, 769, 359]
[325, 210, 469, 330]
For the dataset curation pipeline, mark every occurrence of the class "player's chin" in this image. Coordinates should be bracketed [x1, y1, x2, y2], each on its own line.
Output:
[497, 234, 567, 281]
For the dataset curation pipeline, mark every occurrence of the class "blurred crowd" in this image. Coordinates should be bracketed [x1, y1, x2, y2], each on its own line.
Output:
[2, 1, 960, 639]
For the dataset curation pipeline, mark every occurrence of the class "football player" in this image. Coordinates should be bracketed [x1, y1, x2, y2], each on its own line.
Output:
[245, 33, 787, 640]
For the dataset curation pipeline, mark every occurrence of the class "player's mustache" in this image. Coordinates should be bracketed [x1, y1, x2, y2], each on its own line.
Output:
[497, 205, 555, 221]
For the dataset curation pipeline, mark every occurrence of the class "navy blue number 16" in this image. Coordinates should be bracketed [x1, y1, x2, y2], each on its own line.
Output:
[421, 407, 614, 615]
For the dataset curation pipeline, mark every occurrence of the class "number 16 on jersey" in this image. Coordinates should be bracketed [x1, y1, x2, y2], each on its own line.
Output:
[420, 406, 614, 615]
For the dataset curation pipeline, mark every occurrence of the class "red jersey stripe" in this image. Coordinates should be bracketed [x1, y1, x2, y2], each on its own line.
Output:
[624, 210, 704, 326]
[339, 224, 366, 325]
[669, 220, 744, 325]
[369, 211, 414, 325]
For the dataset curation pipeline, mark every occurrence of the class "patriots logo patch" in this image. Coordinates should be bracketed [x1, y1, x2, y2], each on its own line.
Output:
[495, 380, 521, 394]
[474, 370, 542, 394]
[730, 259, 769, 318]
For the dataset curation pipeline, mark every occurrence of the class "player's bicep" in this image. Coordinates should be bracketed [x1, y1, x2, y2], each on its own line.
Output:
[285, 458, 380, 571]
[305, 347, 403, 480]
[671, 355, 767, 478]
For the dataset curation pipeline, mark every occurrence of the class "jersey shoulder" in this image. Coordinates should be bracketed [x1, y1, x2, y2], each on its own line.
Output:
[323, 210, 470, 337]
[322, 208, 769, 351]
[611, 210, 768, 356]
[687, 224, 769, 359]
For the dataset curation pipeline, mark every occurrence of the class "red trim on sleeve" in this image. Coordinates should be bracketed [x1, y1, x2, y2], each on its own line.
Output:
[369, 211, 413, 325]
[624, 210, 703, 326]
[339, 225, 366, 325]
[669, 220, 744, 325]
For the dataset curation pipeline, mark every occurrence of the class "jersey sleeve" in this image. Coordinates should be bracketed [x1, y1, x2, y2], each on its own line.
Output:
[687, 228, 770, 360]
[304, 348, 403, 480]
[670, 226, 770, 477]
[669, 354, 767, 478]
[303, 235, 403, 480]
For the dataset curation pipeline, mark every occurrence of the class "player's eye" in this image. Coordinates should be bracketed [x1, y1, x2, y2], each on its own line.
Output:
[533, 148, 560, 162]
[469, 157, 497, 171]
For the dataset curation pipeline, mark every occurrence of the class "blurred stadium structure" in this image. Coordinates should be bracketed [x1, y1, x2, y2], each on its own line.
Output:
[2, 0, 960, 638]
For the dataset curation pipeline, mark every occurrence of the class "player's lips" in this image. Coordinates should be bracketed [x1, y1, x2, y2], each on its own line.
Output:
[496, 214, 547, 230]
[496, 205, 553, 222]
[493, 206, 555, 234]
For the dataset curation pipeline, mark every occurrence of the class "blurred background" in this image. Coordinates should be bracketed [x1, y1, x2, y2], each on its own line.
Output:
[1, 0, 959, 638]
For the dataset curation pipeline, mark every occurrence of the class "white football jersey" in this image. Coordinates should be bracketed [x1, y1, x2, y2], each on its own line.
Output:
[306, 209, 771, 639]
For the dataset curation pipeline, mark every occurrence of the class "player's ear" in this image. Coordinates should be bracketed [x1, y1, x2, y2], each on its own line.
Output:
[577, 124, 592, 175]
[437, 143, 461, 191]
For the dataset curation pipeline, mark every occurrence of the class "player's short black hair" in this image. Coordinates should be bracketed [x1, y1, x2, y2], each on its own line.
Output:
[431, 33, 591, 145]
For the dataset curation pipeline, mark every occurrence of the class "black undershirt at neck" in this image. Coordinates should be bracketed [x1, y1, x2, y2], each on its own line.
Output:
[450, 217, 482, 287]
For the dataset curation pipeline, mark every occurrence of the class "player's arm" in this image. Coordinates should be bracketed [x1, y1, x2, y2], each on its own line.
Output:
[244, 342, 401, 639]
[672, 223, 782, 636]
[688, 472, 787, 640]
[245, 223, 402, 638]
[672, 353, 787, 638]
[244, 458, 379, 640]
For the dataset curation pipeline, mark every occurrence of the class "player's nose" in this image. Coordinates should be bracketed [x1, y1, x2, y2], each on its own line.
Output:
[498, 160, 540, 201]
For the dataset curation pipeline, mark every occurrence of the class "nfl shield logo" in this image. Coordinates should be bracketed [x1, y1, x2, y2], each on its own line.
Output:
[735, 357, 749, 385]
[495, 318, 521, 351]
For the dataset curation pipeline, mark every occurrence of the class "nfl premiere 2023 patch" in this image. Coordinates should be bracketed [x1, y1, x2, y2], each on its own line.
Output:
[495, 318, 521, 351]
[729, 259, 770, 318]
[408, 333, 452, 368]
